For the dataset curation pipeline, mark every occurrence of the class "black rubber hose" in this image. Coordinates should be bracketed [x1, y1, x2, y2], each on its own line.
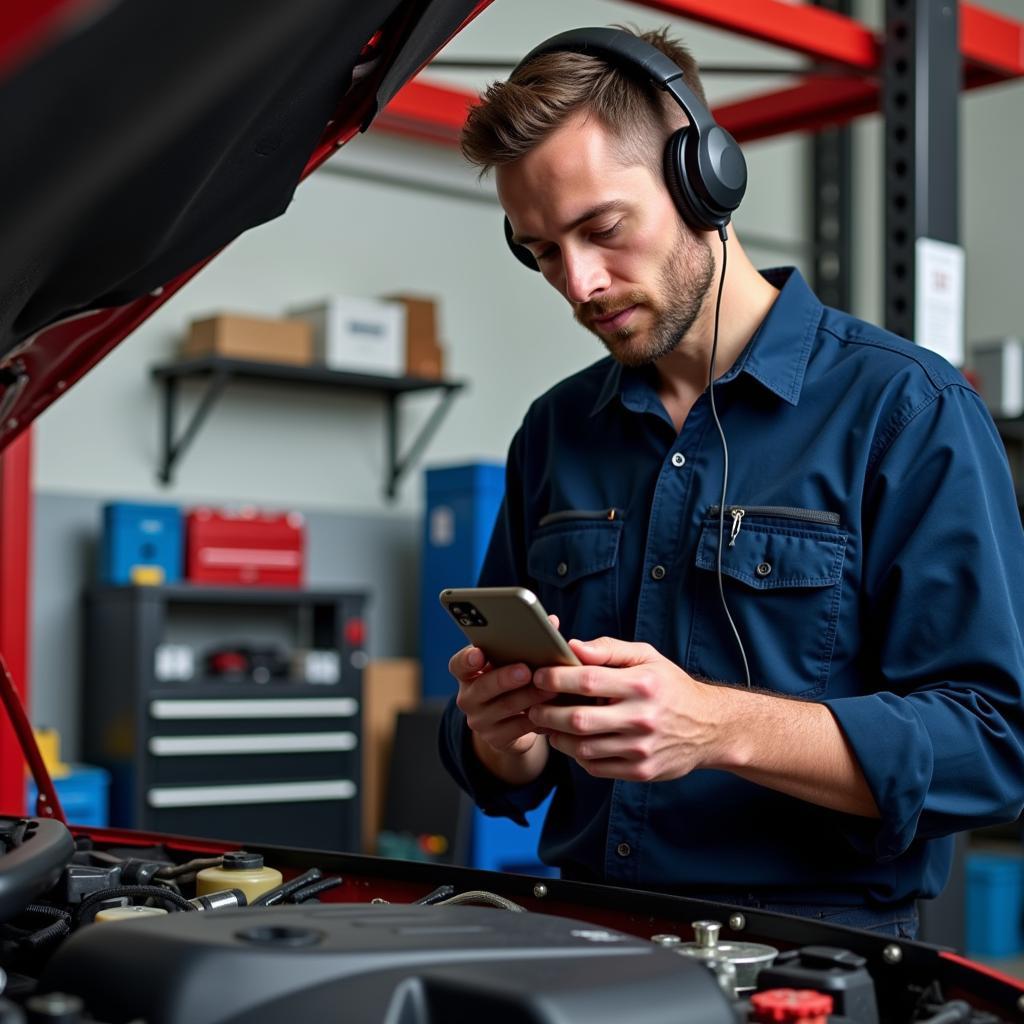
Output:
[74, 885, 197, 927]
[412, 885, 455, 906]
[288, 876, 344, 903]
[249, 868, 322, 908]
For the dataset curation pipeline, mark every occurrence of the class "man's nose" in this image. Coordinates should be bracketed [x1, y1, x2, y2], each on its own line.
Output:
[561, 247, 609, 305]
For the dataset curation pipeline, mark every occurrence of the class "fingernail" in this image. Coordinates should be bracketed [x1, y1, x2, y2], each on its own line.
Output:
[513, 666, 530, 682]
[467, 649, 483, 668]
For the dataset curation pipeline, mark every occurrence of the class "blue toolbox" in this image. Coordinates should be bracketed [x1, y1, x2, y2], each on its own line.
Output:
[419, 462, 505, 699]
[965, 851, 1024, 957]
[101, 501, 183, 585]
[27, 765, 110, 827]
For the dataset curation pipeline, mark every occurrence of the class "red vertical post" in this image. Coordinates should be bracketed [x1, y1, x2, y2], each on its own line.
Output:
[0, 428, 32, 814]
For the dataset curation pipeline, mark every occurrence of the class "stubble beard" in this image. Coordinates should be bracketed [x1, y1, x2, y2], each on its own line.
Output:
[576, 226, 716, 369]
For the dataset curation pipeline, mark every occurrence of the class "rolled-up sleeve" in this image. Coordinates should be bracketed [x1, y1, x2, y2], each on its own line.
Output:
[825, 384, 1024, 860]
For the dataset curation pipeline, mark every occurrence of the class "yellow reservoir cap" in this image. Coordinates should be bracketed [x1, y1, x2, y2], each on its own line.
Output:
[196, 851, 282, 902]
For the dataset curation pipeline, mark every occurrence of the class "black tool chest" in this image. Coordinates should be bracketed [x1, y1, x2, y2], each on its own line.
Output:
[83, 585, 366, 851]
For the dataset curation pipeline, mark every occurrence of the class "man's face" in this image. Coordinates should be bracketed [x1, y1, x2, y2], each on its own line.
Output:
[497, 112, 714, 368]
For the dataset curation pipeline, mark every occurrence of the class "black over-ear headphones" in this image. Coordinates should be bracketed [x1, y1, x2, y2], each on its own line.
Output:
[502, 26, 747, 271]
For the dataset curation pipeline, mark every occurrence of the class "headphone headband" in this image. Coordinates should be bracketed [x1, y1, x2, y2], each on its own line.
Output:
[518, 27, 718, 141]
[503, 26, 747, 270]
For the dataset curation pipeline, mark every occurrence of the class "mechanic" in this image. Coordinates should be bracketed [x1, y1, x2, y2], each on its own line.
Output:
[438, 25, 1024, 938]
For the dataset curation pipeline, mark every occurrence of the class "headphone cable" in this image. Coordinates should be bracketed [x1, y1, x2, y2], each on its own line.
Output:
[708, 226, 751, 688]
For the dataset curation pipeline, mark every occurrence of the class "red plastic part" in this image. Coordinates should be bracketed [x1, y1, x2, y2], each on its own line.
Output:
[750, 989, 835, 1024]
[343, 617, 366, 649]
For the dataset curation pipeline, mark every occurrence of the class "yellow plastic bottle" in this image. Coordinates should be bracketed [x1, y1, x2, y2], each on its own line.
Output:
[95, 905, 168, 923]
[196, 851, 282, 902]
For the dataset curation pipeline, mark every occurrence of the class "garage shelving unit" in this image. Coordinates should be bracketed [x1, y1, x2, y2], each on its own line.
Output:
[150, 354, 465, 498]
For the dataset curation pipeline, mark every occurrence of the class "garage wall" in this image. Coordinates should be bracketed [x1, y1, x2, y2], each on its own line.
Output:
[31, 0, 811, 514]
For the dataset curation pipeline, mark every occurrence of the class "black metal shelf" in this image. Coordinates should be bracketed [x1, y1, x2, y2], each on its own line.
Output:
[91, 582, 361, 605]
[150, 355, 466, 499]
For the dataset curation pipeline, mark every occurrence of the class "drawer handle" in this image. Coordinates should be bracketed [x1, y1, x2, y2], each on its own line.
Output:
[147, 779, 356, 808]
[149, 732, 357, 756]
[149, 698, 358, 720]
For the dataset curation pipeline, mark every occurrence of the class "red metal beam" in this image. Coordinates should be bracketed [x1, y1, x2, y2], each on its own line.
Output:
[0, 429, 32, 815]
[714, 76, 880, 144]
[961, 3, 1024, 78]
[622, 0, 879, 69]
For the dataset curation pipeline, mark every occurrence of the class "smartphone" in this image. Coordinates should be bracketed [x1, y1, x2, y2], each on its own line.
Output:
[439, 586, 581, 670]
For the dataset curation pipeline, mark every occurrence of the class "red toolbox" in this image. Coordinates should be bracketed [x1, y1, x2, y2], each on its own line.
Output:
[185, 508, 305, 586]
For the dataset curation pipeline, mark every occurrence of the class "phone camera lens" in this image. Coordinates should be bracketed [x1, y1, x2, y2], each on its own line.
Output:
[459, 616, 473, 626]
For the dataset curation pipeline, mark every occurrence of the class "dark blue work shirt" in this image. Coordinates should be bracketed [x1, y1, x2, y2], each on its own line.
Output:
[440, 268, 1024, 906]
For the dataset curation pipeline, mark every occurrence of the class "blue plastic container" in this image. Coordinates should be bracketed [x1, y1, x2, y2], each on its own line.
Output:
[472, 795, 557, 877]
[101, 501, 183, 585]
[27, 765, 110, 827]
[965, 852, 1024, 957]
[419, 463, 505, 699]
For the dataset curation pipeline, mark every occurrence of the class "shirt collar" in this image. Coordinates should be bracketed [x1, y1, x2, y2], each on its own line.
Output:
[590, 266, 822, 416]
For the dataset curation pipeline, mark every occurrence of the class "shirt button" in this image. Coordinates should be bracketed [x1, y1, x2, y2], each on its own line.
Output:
[651, 565, 666, 580]
[616, 842, 631, 858]
[756, 562, 772, 577]
[556, 562, 568, 577]
[671, 452, 686, 468]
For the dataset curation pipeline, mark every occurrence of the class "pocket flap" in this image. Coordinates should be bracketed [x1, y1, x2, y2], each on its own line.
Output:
[528, 522, 622, 588]
[695, 520, 844, 590]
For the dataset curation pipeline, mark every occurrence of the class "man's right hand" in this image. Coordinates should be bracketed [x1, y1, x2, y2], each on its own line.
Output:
[449, 630, 557, 786]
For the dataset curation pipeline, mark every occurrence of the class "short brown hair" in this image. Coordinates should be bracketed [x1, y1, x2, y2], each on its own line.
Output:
[460, 26, 707, 177]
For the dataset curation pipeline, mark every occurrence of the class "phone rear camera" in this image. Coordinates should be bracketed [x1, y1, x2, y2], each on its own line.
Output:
[447, 601, 487, 627]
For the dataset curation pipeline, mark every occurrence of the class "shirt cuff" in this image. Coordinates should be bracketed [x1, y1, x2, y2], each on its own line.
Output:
[823, 694, 933, 861]
[438, 697, 560, 826]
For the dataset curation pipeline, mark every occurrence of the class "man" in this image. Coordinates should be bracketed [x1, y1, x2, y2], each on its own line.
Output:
[438, 26, 1024, 938]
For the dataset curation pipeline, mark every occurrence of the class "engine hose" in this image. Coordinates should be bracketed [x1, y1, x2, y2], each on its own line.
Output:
[249, 868, 322, 908]
[74, 885, 197, 927]
[288, 876, 344, 904]
[432, 891, 526, 912]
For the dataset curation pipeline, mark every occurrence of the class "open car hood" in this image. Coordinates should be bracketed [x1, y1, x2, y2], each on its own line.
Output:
[0, 0, 487, 451]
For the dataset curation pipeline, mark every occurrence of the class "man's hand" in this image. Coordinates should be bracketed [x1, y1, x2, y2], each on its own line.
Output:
[528, 636, 725, 782]
[448, 617, 561, 786]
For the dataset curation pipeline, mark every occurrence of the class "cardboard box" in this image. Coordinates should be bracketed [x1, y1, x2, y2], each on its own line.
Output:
[361, 659, 421, 853]
[182, 313, 313, 365]
[383, 293, 445, 379]
[289, 298, 405, 376]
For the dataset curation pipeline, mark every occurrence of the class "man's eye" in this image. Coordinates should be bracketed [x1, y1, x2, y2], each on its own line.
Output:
[593, 222, 621, 241]
[535, 246, 558, 262]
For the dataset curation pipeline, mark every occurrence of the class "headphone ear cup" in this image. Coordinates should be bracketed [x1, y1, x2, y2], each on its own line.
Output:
[663, 127, 717, 233]
[504, 216, 540, 271]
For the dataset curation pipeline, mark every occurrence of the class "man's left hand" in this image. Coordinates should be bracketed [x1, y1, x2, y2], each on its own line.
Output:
[528, 636, 726, 782]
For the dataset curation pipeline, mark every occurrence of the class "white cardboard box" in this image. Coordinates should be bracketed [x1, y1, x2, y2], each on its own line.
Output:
[289, 298, 406, 376]
[972, 337, 1023, 418]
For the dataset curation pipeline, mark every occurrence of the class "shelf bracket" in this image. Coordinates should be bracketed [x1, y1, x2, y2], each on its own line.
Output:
[157, 368, 231, 485]
[384, 383, 461, 500]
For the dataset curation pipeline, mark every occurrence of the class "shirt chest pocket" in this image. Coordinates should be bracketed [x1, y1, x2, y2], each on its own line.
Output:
[527, 518, 623, 640]
[688, 511, 848, 696]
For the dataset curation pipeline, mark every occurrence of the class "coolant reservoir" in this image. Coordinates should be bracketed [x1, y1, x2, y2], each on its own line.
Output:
[196, 851, 282, 901]
[94, 905, 169, 923]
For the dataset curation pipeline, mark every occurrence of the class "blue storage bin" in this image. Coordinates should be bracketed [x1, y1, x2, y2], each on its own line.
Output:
[472, 794, 557, 877]
[419, 462, 505, 699]
[965, 852, 1024, 957]
[27, 765, 110, 827]
[102, 501, 183, 585]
